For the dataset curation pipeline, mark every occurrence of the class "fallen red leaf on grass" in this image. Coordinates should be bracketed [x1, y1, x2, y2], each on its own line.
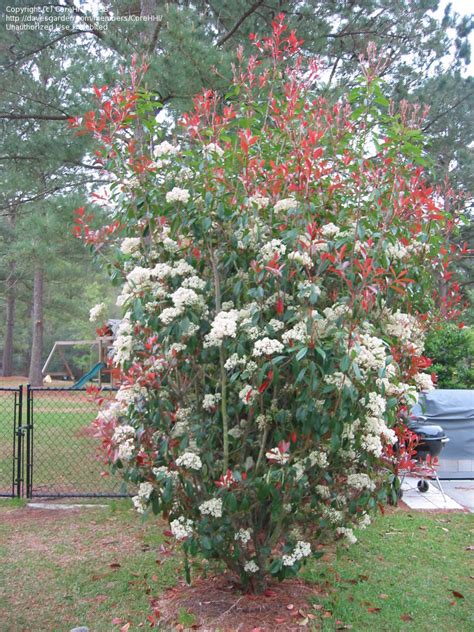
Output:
[400, 614, 413, 622]
[451, 590, 464, 599]
[367, 607, 381, 613]
[111, 618, 123, 625]
[120, 624, 131, 632]
[109, 562, 121, 569]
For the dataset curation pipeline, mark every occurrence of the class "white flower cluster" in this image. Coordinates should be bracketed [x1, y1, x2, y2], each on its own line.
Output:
[361, 409, 396, 457]
[89, 302, 106, 323]
[112, 423, 135, 462]
[297, 281, 321, 300]
[182, 275, 206, 290]
[170, 516, 194, 540]
[320, 222, 340, 239]
[325, 372, 352, 389]
[385, 241, 409, 260]
[308, 450, 329, 468]
[358, 513, 371, 529]
[153, 466, 178, 481]
[202, 393, 221, 411]
[203, 142, 224, 157]
[120, 237, 141, 255]
[244, 560, 259, 573]
[347, 473, 375, 492]
[117, 439, 135, 462]
[224, 353, 246, 371]
[138, 481, 154, 499]
[132, 496, 147, 514]
[165, 187, 190, 204]
[268, 319, 285, 332]
[112, 424, 135, 443]
[323, 304, 350, 322]
[376, 376, 417, 402]
[170, 287, 203, 311]
[414, 372, 434, 392]
[356, 333, 387, 371]
[112, 316, 133, 366]
[336, 526, 357, 544]
[260, 239, 286, 261]
[322, 507, 343, 524]
[204, 309, 239, 347]
[247, 193, 270, 208]
[274, 197, 298, 214]
[288, 250, 312, 267]
[252, 337, 284, 357]
[363, 392, 386, 417]
[175, 452, 202, 470]
[176, 407, 192, 422]
[316, 485, 331, 499]
[384, 310, 425, 354]
[282, 321, 309, 345]
[199, 498, 223, 518]
[282, 541, 311, 566]
[154, 140, 180, 157]
[235, 528, 252, 545]
[239, 384, 257, 405]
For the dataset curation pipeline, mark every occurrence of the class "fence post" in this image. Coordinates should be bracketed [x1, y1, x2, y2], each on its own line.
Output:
[15, 385, 23, 498]
[26, 385, 33, 499]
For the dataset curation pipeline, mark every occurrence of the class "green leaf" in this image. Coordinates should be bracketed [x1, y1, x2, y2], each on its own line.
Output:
[295, 347, 308, 361]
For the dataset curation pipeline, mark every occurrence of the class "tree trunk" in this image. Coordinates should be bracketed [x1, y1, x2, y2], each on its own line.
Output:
[28, 265, 44, 386]
[2, 262, 16, 376]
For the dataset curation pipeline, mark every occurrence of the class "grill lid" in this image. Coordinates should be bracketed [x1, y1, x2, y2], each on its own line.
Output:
[407, 422, 447, 441]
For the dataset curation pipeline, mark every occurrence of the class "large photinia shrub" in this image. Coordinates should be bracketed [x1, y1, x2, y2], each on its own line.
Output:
[74, 17, 463, 593]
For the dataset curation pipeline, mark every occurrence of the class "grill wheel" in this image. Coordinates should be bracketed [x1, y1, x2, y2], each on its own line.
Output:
[417, 480, 429, 493]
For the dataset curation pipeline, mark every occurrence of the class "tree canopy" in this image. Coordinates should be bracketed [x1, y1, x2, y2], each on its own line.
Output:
[0, 0, 472, 380]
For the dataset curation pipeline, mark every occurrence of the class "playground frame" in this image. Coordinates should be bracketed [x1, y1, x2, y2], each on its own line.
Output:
[42, 337, 115, 387]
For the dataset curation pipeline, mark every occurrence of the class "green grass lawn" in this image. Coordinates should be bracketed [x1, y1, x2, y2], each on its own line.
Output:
[0, 501, 472, 631]
[0, 390, 122, 497]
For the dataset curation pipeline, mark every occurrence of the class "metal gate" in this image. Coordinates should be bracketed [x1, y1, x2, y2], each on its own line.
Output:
[0, 386, 24, 497]
[0, 385, 126, 498]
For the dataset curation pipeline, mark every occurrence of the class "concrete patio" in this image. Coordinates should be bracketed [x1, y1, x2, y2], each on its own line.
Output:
[401, 476, 474, 512]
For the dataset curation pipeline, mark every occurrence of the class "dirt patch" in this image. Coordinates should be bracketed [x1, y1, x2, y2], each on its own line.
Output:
[0, 505, 147, 566]
[157, 575, 328, 631]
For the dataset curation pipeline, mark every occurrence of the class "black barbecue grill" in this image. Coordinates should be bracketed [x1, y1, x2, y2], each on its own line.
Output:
[403, 420, 450, 494]
[407, 421, 450, 460]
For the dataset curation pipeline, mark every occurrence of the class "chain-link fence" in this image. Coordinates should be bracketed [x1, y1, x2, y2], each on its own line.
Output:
[28, 387, 127, 498]
[0, 387, 21, 497]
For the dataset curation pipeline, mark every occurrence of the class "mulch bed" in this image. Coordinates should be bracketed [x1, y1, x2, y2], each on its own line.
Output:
[156, 574, 330, 631]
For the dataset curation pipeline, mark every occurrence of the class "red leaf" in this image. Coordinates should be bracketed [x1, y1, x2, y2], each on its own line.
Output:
[400, 614, 413, 622]
[109, 563, 121, 569]
[451, 590, 464, 599]
[367, 607, 381, 613]
[112, 618, 123, 625]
